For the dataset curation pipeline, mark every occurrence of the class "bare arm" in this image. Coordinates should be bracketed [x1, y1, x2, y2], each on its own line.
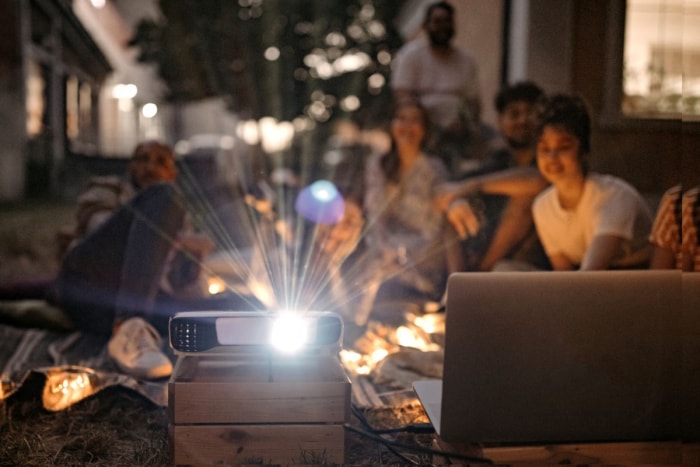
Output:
[444, 199, 481, 240]
[548, 252, 576, 271]
[649, 245, 676, 269]
[579, 234, 625, 270]
[478, 195, 535, 271]
[435, 167, 548, 211]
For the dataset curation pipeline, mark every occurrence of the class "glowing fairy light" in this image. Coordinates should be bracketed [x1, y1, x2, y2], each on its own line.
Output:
[370, 347, 389, 362]
[295, 180, 345, 224]
[207, 276, 226, 295]
[43, 368, 96, 411]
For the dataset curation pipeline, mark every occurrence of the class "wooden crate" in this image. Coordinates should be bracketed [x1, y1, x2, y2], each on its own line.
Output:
[168, 355, 350, 465]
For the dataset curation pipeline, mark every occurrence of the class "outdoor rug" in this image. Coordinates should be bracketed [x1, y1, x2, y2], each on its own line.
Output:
[0, 302, 168, 411]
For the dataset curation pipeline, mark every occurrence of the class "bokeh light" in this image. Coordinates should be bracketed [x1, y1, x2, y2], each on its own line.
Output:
[295, 180, 345, 224]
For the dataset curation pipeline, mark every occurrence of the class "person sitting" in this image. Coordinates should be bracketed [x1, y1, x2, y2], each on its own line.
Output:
[531, 94, 652, 270]
[321, 100, 447, 325]
[649, 184, 700, 271]
[366, 99, 447, 293]
[51, 141, 216, 379]
[435, 81, 551, 271]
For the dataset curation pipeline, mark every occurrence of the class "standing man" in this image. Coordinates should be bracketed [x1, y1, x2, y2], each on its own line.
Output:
[391, 1, 492, 178]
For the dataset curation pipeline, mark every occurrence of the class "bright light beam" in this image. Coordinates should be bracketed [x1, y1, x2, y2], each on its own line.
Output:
[269, 313, 309, 353]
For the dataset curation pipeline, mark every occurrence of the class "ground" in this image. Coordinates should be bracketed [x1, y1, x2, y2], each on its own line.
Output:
[0, 200, 451, 466]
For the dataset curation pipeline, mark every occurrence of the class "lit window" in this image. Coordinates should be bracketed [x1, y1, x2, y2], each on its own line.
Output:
[26, 60, 45, 136]
[79, 83, 92, 136]
[66, 76, 79, 140]
[622, 0, 698, 118]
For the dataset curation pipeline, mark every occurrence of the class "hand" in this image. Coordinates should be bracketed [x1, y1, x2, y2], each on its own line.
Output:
[244, 194, 273, 217]
[176, 232, 215, 259]
[434, 183, 461, 212]
[434, 180, 480, 212]
[319, 201, 364, 263]
[446, 199, 481, 240]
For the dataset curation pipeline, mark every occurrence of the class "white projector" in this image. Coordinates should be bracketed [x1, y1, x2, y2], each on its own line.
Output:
[168, 311, 343, 355]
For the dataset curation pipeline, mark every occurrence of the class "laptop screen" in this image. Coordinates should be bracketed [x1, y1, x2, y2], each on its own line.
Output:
[436, 270, 682, 444]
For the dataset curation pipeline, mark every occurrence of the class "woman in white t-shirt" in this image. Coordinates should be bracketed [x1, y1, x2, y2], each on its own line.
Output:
[532, 95, 652, 270]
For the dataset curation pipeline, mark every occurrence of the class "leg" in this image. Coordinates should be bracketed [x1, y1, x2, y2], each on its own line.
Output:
[478, 195, 535, 271]
[57, 183, 185, 334]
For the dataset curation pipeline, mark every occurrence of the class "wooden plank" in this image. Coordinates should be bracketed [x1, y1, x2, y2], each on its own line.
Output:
[172, 355, 348, 383]
[169, 355, 351, 424]
[170, 423, 345, 465]
[480, 441, 683, 465]
[357, 375, 385, 408]
[346, 373, 385, 408]
[347, 372, 371, 408]
[170, 380, 350, 424]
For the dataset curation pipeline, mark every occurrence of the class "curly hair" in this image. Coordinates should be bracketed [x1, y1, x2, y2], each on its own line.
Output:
[494, 81, 545, 114]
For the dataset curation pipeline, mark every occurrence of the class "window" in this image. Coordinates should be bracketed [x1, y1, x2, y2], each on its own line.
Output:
[25, 60, 45, 136]
[622, 0, 699, 118]
[66, 75, 79, 140]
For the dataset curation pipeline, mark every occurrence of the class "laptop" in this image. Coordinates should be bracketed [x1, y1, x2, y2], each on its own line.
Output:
[414, 270, 683, 444]
[682, 273, 700, 441]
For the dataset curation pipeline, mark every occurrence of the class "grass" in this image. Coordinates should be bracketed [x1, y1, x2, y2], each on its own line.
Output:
[0, 200, 75, 282]
[0, 377, 169, 466]
[0, 201, 439, 465]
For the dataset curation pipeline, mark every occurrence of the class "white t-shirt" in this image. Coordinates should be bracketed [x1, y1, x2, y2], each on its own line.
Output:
[390, 39, 480, 130]
[533, 174, 652, 268]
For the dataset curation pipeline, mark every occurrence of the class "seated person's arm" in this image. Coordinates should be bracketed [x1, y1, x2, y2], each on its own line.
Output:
[649, 244, 676, 269]
[579, 234, 624, 271]
[177, 232, 215, 259]
[548, 252, 576, 271]
[478, 195, 535, 271]
[319, 200, 364, 265]
[435, 166, 547, 211]
[444, 199, 481, 240]
[648, 186, 680, 270]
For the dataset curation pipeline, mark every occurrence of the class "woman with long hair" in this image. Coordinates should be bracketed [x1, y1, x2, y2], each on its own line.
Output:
[362, 100, 448, 306]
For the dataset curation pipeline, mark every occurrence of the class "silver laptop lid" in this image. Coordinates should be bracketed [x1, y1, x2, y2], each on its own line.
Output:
[441, 270, 682, 443]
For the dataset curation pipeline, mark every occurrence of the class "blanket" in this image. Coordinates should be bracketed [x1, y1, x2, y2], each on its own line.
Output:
[0, 309, 168, 411]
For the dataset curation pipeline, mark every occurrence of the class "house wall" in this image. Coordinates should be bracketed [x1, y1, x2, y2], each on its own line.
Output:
[453, 0, 504, 127]
[394, 0, 504, 127]
[524, 0, 574, 94]
[569, 0, 696, 194]
[516, 0, 694, 194]
[0, 2, 25, 200]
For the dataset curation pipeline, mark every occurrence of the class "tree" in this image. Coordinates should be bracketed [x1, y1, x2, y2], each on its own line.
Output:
[129, 0, 404, 127]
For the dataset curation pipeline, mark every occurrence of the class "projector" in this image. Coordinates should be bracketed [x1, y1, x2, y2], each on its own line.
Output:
[168, 311, 343, 355]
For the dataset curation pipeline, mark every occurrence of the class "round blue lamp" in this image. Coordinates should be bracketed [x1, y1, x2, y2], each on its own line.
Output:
[295, 180, 345, 224]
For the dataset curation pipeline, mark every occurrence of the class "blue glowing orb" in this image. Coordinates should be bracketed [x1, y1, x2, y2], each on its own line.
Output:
[295, 180, 345, 224]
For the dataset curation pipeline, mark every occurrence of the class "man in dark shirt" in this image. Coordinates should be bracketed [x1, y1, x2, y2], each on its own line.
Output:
[436, 81, 551, 271]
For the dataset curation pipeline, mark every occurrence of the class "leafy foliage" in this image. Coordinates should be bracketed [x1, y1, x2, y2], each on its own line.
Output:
[129, 0, 405, 127]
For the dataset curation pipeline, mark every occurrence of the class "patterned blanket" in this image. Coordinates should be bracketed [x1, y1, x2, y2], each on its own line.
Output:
[0, 311, 168, 411]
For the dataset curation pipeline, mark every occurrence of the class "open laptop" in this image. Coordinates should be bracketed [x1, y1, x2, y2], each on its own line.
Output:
[414, 270, 683, 444]
[682, 273, 700, 441]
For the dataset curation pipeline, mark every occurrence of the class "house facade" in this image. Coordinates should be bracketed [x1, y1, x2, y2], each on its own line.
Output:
[0, 0, 695, 201]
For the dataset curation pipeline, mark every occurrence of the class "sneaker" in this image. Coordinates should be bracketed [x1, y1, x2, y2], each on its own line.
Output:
[107, 317, 173, 379]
